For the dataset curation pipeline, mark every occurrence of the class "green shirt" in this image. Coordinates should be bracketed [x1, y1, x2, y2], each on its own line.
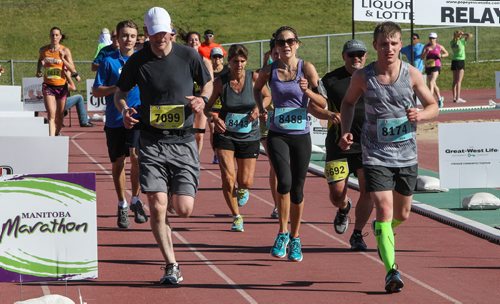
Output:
[450, 38, 467, 61]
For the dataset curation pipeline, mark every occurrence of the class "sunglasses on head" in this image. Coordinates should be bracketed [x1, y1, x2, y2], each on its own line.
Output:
[276, 38, 298, 47]
[347, 51, 366, 58]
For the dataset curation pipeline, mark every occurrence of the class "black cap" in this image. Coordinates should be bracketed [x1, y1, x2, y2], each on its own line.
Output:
[342, 39, 367, 54]
[204, 29, 214, 36]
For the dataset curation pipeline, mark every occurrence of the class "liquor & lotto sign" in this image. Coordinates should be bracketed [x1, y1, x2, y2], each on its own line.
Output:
[0, 173, 97, 282]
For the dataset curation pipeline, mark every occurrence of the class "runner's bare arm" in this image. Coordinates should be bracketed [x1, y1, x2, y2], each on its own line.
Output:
[302, 61, 328, 108]
[253, 65, 271, 114]
[339, 70, 365, 150]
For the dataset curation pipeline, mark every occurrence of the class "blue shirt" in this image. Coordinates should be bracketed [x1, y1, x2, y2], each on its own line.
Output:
[401, 43, 424, 73]
[94, 50, 141, 128]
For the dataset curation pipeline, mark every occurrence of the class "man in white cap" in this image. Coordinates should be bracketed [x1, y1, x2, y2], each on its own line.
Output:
[310, 39, 373, 251]
[114, 6, 213, 285]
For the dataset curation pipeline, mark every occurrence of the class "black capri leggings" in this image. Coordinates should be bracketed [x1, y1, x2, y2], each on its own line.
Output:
[267, 130, 312, 204]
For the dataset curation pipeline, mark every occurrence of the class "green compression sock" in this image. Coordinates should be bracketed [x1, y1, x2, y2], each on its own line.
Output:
[391, 218, 402, 229]
[375, 221, 395, 272]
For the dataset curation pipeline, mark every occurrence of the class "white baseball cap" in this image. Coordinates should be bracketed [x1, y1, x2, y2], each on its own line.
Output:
[429, 32, 438, 39]
[144, 7, 172, 36]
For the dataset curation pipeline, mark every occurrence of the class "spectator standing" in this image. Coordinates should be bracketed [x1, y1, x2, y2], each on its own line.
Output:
[91, 30, 119, 72]
[401, 33, 424, 73]
[93, 28, 112, 59]
[450, 30, 473, 103]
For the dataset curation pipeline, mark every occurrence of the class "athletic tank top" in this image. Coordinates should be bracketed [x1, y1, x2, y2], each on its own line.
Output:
[425, 44, 441, 68]
[219, 70, 260, 141]
[39, 45, 67, 86]
[269, 60, 309, 135]
[361, 61, 417, 167]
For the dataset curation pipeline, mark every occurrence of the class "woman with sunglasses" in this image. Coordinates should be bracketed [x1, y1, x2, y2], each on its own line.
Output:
[205, 44, 271, 232]
[254, 26, 327, 262]
[421, 32, 448, 107]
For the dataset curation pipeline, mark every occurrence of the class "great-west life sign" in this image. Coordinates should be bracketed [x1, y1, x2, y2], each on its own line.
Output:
[0, 173, 97, 282]
[438, 122, 500, 189]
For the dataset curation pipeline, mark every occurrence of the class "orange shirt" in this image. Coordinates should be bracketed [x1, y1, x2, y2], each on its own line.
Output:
[198, 42, 226, 59]
[39, 45, 67, 86]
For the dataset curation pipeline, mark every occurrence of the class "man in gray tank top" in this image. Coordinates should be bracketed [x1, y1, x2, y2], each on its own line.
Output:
[339, 21, 438, 294]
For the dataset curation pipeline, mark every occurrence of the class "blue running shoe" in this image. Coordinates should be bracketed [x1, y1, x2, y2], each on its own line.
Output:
[271, 232, 289, 258]
[231, 215, 244, 232]
[237, 189, 249, 207]
[288, 237, 303, 262]
[385, 268, 404, 293]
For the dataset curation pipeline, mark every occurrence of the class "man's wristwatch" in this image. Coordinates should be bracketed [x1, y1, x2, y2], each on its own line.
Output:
[201, 96, 209, 104]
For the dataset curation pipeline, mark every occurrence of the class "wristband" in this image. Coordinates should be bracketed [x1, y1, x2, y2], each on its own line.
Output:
[201, 96, 209, 104]
[121, 107, 130, 115]
[71, 72, 79, 78]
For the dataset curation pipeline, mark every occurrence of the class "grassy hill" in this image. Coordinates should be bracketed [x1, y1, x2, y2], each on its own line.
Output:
[1, 0, 499, 90]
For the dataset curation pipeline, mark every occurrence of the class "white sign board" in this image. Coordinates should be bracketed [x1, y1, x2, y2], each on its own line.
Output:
[0, 173, 97, 282]
[22, 78, 46, 111]
[0, 117, 48, 136]
[0, 136, 68, 175]
[438, 122, 500, 188]
[86, 79, 107, 112]
[414, 0, 500, 26]
[353, 0, 413, 23]
[308, 114, 327, 148]
[496, 72, 500, 99]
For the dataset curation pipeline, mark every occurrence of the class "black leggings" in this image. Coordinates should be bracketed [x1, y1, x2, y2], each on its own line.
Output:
[267, 130, 311, 204]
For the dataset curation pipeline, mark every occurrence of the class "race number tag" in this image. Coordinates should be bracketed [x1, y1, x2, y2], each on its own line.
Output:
[377, 117, 412, 143]
[225, 112, 251, 133]
[149, 105, 185, 129]
[425, 59, 436, 67]
[325, 159, 349, 183]
[45, 67, 62, 79]
[273, 107, 306, 130]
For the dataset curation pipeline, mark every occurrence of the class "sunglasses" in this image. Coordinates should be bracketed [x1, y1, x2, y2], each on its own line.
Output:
[276, 38, 298, 47]
[347, 51, 366, 58]
[212, 55, 223, 59]
[205, 34, 214, 38]
[412, 37, 418, 40]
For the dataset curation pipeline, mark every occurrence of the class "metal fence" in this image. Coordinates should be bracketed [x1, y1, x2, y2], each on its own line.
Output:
[1, 26, 498, 94]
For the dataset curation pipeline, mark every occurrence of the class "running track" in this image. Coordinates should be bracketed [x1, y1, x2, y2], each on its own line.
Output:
[2, 91, 499, 303]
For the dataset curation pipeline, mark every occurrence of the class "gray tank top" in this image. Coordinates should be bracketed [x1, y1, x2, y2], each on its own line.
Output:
[361, 61, 417, 167]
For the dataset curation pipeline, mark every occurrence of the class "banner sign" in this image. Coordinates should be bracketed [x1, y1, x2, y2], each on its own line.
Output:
[86, 79, 107, 112]
[438, 122, 500, 188]
[22, 78, 45, 112]
[414, 0, 500, 26]
[353, 0, 413, 23]
[308, 114, 328, 148]
[0, 173, 97, 282]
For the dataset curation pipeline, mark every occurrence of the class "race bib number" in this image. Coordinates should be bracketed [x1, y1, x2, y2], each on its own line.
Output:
[377, 117, 412, 143]
[149, 105, 185, 129]
[274, 107, 306, 130]
[425, 59, 436, 67]
[225, 112, 251, 133]
[325, 159, 349, 183]
[45, 67, 62, 79]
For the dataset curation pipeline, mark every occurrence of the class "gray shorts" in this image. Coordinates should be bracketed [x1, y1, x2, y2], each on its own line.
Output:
[363, 164, 417, 196]
[139, 137, 200, 197]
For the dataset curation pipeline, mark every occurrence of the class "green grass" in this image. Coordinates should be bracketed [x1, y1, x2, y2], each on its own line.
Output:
[1, 0, 499, 90]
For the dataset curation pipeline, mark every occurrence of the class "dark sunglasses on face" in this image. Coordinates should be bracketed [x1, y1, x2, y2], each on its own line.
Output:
[212, 55, 223, 59]
[412, 37, 418, 40]
[205, 34, 214, 38]
[276, 38, 298, 47]
[347, 51, 366, 58]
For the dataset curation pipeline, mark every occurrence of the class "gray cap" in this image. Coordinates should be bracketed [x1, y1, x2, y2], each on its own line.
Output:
[342, 39, 367, 54]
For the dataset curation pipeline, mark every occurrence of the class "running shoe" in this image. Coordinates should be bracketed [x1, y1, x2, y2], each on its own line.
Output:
[288, 236, 303, 262]
[231, 215, 244, 232]
[117, 206, 129, 229]
[333, 199, 351, 234]
[130, 200, 148, 224]
[212, 155, 219, 164]
[271, 232, 290, 258]
[270, 207, 279, 219]
[438, 96, 444, 108]
[160, 263, 184, 285]
[456, 98, 467, 103]
[385, 268, 404, 293]
[237, 189, 249, 207]
[349, 231, 368, 251]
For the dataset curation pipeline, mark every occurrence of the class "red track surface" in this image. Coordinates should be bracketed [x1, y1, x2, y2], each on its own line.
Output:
[1, 89, 499, 303]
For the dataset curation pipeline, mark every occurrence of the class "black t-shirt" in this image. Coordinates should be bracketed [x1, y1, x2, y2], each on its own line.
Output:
[117, 43, 212, 142]
[321, 66, 364, 154]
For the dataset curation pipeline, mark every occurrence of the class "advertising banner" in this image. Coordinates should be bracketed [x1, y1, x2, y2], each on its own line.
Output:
[414, 0, 500, 26]
[353, 0, 413, 23]
[86, 79, 107, 112]
[438, 122, 500, 188]
[22, 78, 45, 112]
[0, 173, 97, 282]
[308, 114, 328, 149]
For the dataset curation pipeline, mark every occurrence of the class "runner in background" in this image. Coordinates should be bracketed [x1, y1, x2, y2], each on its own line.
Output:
[422, 32, 448, 108]
[339, 21, 438, 293]
[205, 44, 270, 232]
[254, 25, 327, 262]
[93, 20, 147, 229]
[310, 39, 373, 251]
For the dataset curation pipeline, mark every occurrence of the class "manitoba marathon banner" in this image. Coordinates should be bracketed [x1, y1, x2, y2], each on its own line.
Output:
[0, 173, 97, 282]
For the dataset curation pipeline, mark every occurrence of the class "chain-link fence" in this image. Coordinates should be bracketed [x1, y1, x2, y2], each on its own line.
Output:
[1, 26, 498, 92]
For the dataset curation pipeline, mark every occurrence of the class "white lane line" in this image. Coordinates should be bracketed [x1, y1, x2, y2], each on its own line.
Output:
[203, 167, 463, 304]
[40, 284, 51, 295]
[71, 134, 257, 304]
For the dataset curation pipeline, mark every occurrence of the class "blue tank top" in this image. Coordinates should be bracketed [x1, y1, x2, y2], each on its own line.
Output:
[269, 60, 310, 135]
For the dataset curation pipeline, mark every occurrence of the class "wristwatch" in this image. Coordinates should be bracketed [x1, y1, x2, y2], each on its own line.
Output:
[201, 96, 209, 104]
